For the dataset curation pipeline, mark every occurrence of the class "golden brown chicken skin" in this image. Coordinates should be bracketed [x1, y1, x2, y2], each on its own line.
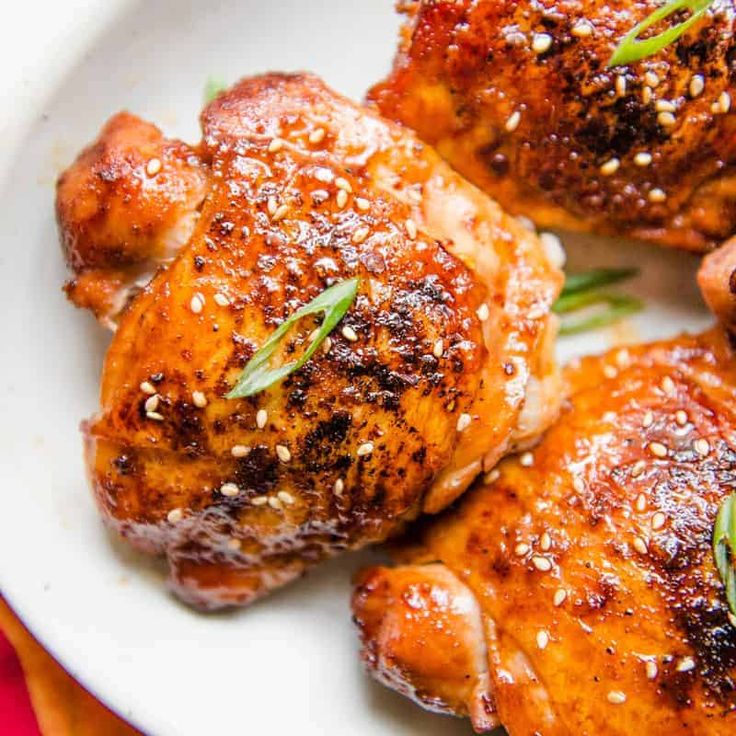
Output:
[354, 328, 736, 734]
[370, 0, 736, 251]
[63, 73, 562, 609]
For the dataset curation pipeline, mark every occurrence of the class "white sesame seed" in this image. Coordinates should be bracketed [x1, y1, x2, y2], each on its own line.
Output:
[661, 375, 676, 396]
[352, 226, 370, 244]
[322, 336, 332, 354]
[192, 390, 207, 408]
[268, 496, 282, 510]
[644, 71, 660, 88]
[642, 411, 654, 428]
[655, 99, 676, 113]
[600, 158, 620, 176]
[190, 294, 204, 314]
[615, 75, 627, 97]
[636, 492, 647, 511]
[167, 508, 183, 523]
[334, 478, 344, 496]
[649, 442, 667, 458]
[231, 445, 251, 458]
[433, 339, 444, 358]
[719, 91, 731, 113]
[227, 537, 241, 550]
[140, 381, 157, 395]
[484, 468, 501, 484]
[571, 19, 593, 37]
[357, 442, 374, 457]
[658, 111, 676, 128]
[457, 413, 472, 432]
[505, 110, 521, 132]
[520, 451, 534, 467]
[646, 660, 659, 679]
[256, 409, 268, 429]
[214, 292, 230, 307]
[336, 189, 349, 209]
[341, 325, 358, 342]
[405, 218, 417, 239]
[308, 128, 326, 145]
[312, 189, 330, 204]
[275, 445, 292, 463]
[553, 588, 567, 607]
[689, 74, 705, 98]
[536, 630, 550, 649]
[607, 691, 627, 705]
[648, 188, 667, 203]
[335, 177, 352, 192]
[694, 438, 710, 456]
[651, 511, 667, 530]
[267, 196, 278, 216]
[272, 204, 288, 222]
[532, 33, 552, 54]
[268, 138, 284, 153]
[633, 536, 649, 555]
[251, 495, 268, 506]
[355, 197, 370, 212]
[603, 365, 618, 379]
[314, 168, 334, 184]
[632, 461, 647, 480]
[634, 152, 652, 167]
[532, 556, 552, 572]
[540, 532, 552, 551]
[220, 482, 240, 497]
[144, 394, 160, 413]
[146, 158, 162, 176]
[642, 86, 653, 104]
[675, 410, 688, 426]
[476, 303, 490, 322]
[277, 490, 295, 505]
[514, 543, 530, 557]
[573, 476, 585, 493]
[677, 656, 696, 673]
[146, 411, 164, 421]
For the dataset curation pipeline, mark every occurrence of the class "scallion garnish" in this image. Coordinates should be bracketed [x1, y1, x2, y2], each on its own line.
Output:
[204, 77, 228, 104]
[608, 0, 715, 68]
[227, 278, 360, 399]
[560, 268, 639, 297]
[713, 493, 736, 621]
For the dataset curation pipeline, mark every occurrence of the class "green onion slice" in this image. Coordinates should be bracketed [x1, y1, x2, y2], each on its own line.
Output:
[561, 268, 639, 297]
[713, 493, 736, 620]
[227, 278, 360, 399]
[556, 293, 643, 335]
[608, 0, 715, 68]
[204, 77, 228, 104]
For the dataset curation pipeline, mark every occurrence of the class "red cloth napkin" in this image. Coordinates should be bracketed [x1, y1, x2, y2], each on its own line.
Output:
[0, 627, 41, 736]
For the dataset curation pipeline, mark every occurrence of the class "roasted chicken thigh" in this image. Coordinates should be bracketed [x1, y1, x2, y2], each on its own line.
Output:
[56, 74, 562, 609]
[370, 0, 736, 251]
[354, 327, 736, 734]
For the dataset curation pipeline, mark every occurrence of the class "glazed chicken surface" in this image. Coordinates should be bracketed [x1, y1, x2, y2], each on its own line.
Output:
[370, 0, 736, 251]
[353, 328, 736, 734]
[56, 73, 562, 609]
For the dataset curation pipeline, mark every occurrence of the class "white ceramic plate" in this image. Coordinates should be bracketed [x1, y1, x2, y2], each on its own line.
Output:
[0, 2, 716, 734]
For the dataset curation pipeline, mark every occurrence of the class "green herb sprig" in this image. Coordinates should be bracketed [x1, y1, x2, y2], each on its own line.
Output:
[204, 77, 228, 104]
[713, 493, 736, 621]
[227, 278, 360, 399]
[608, 0, 715, 68]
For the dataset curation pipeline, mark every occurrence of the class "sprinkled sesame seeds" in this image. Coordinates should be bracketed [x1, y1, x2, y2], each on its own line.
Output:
[312, 189, 330, 205]
[642, 86, 653, 104]
[457, 413, 472, 432]
[532, 556, 552, 572]
[675, 410, 688, 426]
[341, 325, 358, 342]
[267, 196, 278, 216]
[689, 74, 705, 98]
[644, 71, 660, 88]
[485, 468, 501, 484]
[607, 691, 627, 705]
[636, 492, 647, 511]
[275, 444, 292, 463]
[615, 75, 627, 97]
[648, 188, 667, 203]
[651, 511, 667, 530]
[717, 91, 731, 114]
[352, 226, 370, 244]
[146, 158, 162, 176]
[571, 19, 593, 37]
[322, 336, 332, 354]
[633, 536, 649, 555]
[308, 128, 326, 145]
[256, 409, 268, 429]
[520, 451, 534, 467]
[268, 496, 282, 510]
[405, 218, 417, 239]
[649, 442, 667, 458]
[515, 542, 530, 557]
[573, 476, 585, 493]
[277, 490, 295, 505]
[357, 442, 374, 457]
[655, 99, 676, 113]
[600, 158, 620, 176]
[433, 339, 444, 358]
[694, 438, 710, 456]
[167, 508, 183, 523]
[335, 177, 352, 192]
[642, 411, 654, 428]
[272, 204, 288, 222]
[634, 152, 652, 167]
[140, 381, 157, 395]
[677, 656, 696, 673]
[214, 292, 230, 307]
[192, 390, 207, 408]
[657, 111, 676, 128]
[532, 33, 552, 54]
[505, 110, 521, 132]
[220, 482, 240, 497]
[146, 411, 164, 422]
[336, 189, 349, 209]
[268, 138, 284, 153]
[540, 532, 552, 551]
[661, 375, 676, 396]
[646, 660, 659, 680]
[334, 478, 344, 496]
[553, 588, 567, 607]
[251, 495, 268, 506]
[144, 394, 160, 413]
[536, 630, 550, 649]
[355, 197, 370, 212]
[190, 294, 204, 314]
[476, 303, 490, 322]
[227, 538, 241, 550]
[231, 445, 251, 458]
[603, 365, 618, 379]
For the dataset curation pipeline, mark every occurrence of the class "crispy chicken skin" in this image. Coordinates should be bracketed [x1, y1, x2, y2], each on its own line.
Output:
[370, 0, 736, 251]
[354, 329, 736, 734]
[57, 112, 208, 327]
[62, 74, 562, 609]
